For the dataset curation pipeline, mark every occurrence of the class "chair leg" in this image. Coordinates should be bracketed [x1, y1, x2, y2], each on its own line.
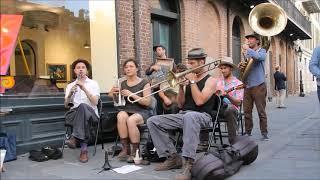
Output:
[112, 135, 119, 157]
[100, 118, 104, 150]
[218, 122, 223, 145]
[214, 121, 223, 145]
[61, 127, 69, 156]
[174, 131, 182, 152]
[93, 120, 100, 156]
[240, 114, 244, 135]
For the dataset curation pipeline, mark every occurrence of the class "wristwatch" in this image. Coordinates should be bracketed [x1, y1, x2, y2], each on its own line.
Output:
[190, 80, 196, 84]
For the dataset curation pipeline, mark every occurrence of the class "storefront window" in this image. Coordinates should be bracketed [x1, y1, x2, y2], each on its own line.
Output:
[1, 0, 91, 95]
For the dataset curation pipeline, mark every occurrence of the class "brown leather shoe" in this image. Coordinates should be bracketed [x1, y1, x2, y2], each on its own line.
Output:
[65, 137, 76, 149]
[117, 149, 130, 161]
[175, 158, 194, 180]
[154, 153, 182, 171]
[79, 150, 88, 163]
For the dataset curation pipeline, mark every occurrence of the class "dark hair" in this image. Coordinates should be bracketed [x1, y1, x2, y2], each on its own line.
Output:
[219, 64, 233, 69]
[71, 59, 91, 70]
[122, 58, 140, 75]
[123, 58, 138, 68]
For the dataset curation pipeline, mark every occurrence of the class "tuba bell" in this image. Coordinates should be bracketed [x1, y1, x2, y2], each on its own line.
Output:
[240, 3, 287, 82]
[248, 3, 287, 37]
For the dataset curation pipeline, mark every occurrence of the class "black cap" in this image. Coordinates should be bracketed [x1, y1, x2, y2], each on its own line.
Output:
[153, 44, 166, 52]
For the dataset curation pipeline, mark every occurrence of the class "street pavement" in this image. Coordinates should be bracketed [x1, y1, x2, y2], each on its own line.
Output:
[1, 92, 320, 180]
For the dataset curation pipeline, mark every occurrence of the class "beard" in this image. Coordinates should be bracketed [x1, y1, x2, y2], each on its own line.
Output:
[223, 73, 231, 78]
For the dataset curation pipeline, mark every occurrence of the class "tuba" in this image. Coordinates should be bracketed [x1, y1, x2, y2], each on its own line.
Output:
[240, 3, 287, 81]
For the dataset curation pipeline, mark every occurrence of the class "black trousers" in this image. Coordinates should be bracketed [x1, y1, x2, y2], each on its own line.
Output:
[65, 103, 98, 143]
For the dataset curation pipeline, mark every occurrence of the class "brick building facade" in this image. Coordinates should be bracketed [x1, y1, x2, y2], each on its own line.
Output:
[116, 0, 311, 96]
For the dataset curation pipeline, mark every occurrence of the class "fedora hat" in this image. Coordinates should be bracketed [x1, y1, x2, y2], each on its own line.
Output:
[245, 32, 260, 40]
[187, 48, 207, 59]
[218, 57, 238, 70]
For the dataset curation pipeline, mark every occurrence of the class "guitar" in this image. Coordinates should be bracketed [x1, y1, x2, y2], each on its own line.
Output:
[225, 84, 245, 93]
[217, 83, 245, 96]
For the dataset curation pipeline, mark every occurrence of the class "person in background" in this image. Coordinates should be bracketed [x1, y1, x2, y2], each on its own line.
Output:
[309, 45, 320, 102]
[146, 45, 177, 114]
[274, 65, 287, 108]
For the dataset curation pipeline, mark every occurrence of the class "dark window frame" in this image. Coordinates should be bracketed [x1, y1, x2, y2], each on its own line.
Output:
[151, 0, 181, 64]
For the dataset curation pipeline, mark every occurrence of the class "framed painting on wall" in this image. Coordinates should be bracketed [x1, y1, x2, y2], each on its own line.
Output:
[47, 64, 67, 82]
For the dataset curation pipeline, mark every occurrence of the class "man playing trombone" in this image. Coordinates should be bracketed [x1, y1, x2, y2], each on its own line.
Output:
[64, 59, 100, 163]
[147, 48, 218, 180]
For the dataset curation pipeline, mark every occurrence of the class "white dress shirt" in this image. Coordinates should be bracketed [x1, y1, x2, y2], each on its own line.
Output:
[65, 77, 100, 117]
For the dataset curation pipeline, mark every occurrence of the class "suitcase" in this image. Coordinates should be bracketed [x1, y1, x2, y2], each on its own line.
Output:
[191, 136, 258, 180]
[227, 136, 258, 165]
[191, 149, 243, 180]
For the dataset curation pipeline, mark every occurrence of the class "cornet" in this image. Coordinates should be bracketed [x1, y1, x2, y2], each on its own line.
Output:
[113, 77, 126, 107]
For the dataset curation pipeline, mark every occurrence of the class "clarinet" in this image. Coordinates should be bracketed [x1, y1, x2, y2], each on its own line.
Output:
[68, 73, 82, 107]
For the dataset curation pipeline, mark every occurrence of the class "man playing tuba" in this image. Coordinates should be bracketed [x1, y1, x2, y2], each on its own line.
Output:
[240, 32, 269, 141]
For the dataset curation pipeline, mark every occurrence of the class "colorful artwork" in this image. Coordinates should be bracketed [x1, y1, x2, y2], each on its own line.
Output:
[47, 64, 67, 82]
[0, 14, 23, 93]
[0, 15, 23, 75]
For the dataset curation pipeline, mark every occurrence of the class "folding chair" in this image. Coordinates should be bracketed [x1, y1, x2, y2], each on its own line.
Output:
[237, 100, 244, 135]
[212, 99, 245, 146]
[61, 99, 104, 156]
[93, 99, 104, 156]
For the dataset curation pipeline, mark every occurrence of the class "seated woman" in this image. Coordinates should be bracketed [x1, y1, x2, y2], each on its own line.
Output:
[109, 58, 152, 162]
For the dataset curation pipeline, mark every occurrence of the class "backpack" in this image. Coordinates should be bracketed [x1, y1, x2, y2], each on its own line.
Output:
[29, 146, 62, 162]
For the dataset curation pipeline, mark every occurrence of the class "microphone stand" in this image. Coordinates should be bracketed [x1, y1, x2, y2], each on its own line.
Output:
[97, 150, 115, 174]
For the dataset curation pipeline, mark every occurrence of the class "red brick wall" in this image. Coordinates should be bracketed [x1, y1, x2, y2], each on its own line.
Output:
[116, 0, 298, 95]
[138, 0, 152, 76]
[116, 0, 135, 75]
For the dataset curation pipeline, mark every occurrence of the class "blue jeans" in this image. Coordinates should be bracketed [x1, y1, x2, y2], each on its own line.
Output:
[318, 86, 320, 102]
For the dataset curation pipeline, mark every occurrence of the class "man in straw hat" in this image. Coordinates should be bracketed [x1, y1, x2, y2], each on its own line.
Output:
[240, 32, 269, 141]
[147, 48, 219, 180]
[216, 57, 244, 144]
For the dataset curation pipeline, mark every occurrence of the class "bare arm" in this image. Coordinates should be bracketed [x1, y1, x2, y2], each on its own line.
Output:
[64, 84, 76, 108]
[126, 83, 151, 107]
[159, 91, 172, 106]
[190, 76, 217, 106]
[82, 86, 99, 106]
[177, 84, 185, 108]
[225, 94, 241, 107]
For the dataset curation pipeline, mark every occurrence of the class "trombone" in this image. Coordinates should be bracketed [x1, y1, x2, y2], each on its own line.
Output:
[127, 60, 221, 103]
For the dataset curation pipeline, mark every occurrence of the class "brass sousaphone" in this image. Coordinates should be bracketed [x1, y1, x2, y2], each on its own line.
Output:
[240, 3, 287, 81]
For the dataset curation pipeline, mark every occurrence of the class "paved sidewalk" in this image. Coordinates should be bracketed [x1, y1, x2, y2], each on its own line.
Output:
[1, 92, 320, 180]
